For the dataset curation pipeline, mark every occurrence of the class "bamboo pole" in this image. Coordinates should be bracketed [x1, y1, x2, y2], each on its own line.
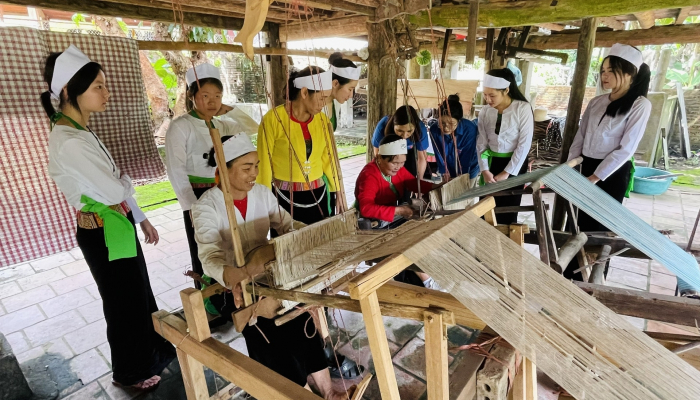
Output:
[209, 127, 246, 266]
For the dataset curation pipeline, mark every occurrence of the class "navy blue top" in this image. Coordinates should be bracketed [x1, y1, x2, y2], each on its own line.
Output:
[371, 116, 430, 151]
[429, 118, 480, 179]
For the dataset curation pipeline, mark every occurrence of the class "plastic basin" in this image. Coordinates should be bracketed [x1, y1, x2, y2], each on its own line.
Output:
[632, 167, 677, 196]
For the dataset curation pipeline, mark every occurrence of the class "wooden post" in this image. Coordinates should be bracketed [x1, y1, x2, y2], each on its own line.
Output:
[552, 17, 597, 231]
[407, 58, 421, 79]
[465, 0, 479, 65]
[425, 310, 450, 400]
[509, 357, 536, 400]
[589, 245, 610, 284]
[484, 28, 495, 75]
[267, 23, 287, 107]
[551, 232, 588, 274]
[180, 288, 211, 342]
[358, 292, 401, 400]
[652, 48, 672, 92]
[441, 29, 453, 69]
[177, 348, 210, 400]
[209, 127, 246, 266]
[518, 60, 534, 101]
[366, 21, 397, 162]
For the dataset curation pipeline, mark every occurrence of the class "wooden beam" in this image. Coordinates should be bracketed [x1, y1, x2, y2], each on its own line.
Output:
[358, 292, 401, 400]
[247, 284, 448, 322]
[275, 0, 375, 15]
[136, 40, 362, 62]
[267, 23, 287, 108]
[152, 311, 324, 400]
[676, 7, 692, 24]
[177, 348, 209, 400]
[100, 0, 288, 22]
[424, 310, 450, 400]
[280, 15, 368, 41]
[430, 24, 700, 55]
[576, 282, 700, 328]
[440, 29, 453, 69]
[348, 254, 413, 300]
[465, 0, 479, 64]
[599, 16, 625, 30]
[366, 20, 397, 162]
[634, 10, 656, 29]
[0, 0, 252, 31]
[375, 281, 486, 330]
[409, 1, 700, 29]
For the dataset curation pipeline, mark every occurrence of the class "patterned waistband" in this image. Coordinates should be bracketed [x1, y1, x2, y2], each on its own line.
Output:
[273, 177, 325, 192]
[76, 201, 131, 229]
[191, 182, 217, 189]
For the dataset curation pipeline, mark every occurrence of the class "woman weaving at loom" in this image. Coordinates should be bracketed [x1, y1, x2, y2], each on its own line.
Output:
[42, 45, 174, 390]
[325, 52, 360, 130]
[257, 67, 341, 225]
[564, 43, 652, 281]
[165, 63, 246, 285]
[476, 68, 534, 225]
[372, 105, 431, 179]
[429, 94, 480, 185]
[355, 135, 443, 288]
[191, 134, 354, 400]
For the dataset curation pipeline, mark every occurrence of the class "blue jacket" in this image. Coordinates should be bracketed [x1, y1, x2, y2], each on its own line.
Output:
[429, 118, 480, 179]
[371, 116, 430, 151]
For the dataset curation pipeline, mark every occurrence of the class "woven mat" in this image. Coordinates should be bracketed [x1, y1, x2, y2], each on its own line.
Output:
[0, 27, 165, 267]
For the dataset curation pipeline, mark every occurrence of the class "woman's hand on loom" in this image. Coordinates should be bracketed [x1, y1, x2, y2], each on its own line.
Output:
[481, 170, 496, 184]
[587, 174, 601, 184]
[140, 219, 159, 245]
[494, 171, 510, 182]
[395, 205, 414, 219]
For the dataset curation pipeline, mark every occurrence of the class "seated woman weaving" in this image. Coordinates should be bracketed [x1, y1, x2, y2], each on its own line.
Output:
[191, 134, 354, 400]
[355, 135, 443, 289]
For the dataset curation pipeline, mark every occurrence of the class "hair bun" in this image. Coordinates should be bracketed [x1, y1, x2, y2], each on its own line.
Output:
[328, 52, 344, 65]
[447, 94, 460, 102]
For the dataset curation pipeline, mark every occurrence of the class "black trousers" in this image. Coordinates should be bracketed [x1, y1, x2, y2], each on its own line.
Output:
[183, 187, 212, 288]
[210, 292, 327, 386]
[77, 212, 175, 385]
[563, 156, 633, 280]
[489, 156, 529, 225]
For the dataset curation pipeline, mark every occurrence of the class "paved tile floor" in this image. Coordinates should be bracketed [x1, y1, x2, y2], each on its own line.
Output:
[2, 154, 700, 399]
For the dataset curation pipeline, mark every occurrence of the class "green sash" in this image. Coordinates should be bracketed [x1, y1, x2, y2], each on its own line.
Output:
[200, 275, 220, 316]
[321, 175, 333, 216]
[80, 195, 136, 261]
[188, 175, 216, 184]
[330, 102, 337, 131]
[625, 157, 636, 198]
[479, 149, 514, 186]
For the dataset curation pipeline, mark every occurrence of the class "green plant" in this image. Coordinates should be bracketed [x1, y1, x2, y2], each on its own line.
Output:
[71, 13, 86, 28]
[152, 58, 178, 108]
[666, 60, 700, 89]
[416, 50, 432, 66]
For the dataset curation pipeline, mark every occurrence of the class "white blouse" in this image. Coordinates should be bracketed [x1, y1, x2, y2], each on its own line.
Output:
[567, 95, 652, 181]
[164, 113, 245, 211]
[48, 124, 146, 223]
[476, 100, 534, 176]
[191, 185, 300, 286]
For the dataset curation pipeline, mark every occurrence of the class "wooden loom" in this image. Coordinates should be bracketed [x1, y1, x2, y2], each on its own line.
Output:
[154, 161, 700, 400]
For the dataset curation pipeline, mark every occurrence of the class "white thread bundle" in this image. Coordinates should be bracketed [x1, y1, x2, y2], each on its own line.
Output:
[430, 173, 476, 210]
[406, 211, 700, 399]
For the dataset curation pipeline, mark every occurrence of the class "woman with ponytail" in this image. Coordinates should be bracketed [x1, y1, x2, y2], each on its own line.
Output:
[564, 43, 653, 280]
[43, 46, 174, 390]
[476, 67, 534, 224]
[326, 52, 360, 130]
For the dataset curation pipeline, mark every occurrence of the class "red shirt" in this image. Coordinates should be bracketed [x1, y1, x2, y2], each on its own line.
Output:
[289, 111, 313, 140]
[354, 161, 433, 222]
[234, 196, 248, 220]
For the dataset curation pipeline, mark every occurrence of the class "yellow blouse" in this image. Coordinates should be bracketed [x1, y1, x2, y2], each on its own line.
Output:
[256, 105, 339, 191]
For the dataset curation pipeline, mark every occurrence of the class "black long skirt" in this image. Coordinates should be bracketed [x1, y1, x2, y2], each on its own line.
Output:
[76, 212, 175, 385]
[183, 187, 212, 288]
[563, 155, 633, 280]
[275, 184, 336, 226]
[210, 292, 327, 386]
[488, 156, 529, 225]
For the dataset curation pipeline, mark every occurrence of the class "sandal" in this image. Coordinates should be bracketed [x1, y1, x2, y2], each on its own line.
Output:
[324, 342, 364, 379]
[112, 375, 161, 392]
